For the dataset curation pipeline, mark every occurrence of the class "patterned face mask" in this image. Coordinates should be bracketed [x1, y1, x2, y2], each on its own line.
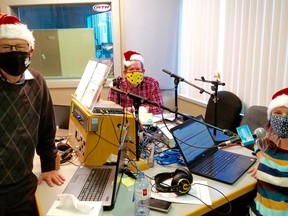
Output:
[126, 71, 144, 86]
[270, 115, 288, 138]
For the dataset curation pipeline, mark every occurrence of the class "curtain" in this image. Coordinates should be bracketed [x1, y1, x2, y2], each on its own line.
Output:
[179, 0, 288, 113]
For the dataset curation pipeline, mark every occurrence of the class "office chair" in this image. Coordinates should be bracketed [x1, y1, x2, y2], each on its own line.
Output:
[53, 105, 71, 129]
[239, 105, 268, 150]
[205, 91, 242, 133]
[240, 105, 268, 132]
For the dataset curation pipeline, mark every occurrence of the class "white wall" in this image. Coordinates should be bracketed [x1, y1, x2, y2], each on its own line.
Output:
[122, 0, 180, 89]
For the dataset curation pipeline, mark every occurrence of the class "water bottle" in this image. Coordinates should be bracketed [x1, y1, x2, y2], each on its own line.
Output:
[134, 172, 150, 216]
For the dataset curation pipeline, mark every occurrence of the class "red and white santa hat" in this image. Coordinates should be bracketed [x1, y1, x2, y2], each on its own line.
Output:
[123, 50, 144, 67]
[267, 87, 288, 120]
[0, 13, 35, 49]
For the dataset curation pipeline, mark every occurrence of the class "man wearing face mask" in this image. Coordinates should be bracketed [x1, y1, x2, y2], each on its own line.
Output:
[108, 50, 164, 114]
[0, 13, 65, 215]
[247, 87, 288, 216]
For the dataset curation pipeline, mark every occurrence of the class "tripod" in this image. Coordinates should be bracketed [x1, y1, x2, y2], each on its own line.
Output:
[162, 69, 211, 120]
[195, 76, 225, 136]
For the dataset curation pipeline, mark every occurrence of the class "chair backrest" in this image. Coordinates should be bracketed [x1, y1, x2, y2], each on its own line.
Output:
[240, 105, 268, 132]
[53, 105, 71, 129]
[205, 91, 242, 132]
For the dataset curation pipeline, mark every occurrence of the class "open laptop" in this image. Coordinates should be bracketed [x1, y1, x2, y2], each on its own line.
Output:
[170, 116, 256, 185]
[63, 124, 130, 210]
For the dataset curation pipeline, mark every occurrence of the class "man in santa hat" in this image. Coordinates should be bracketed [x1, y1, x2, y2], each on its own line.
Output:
[0, 13, 65, 215]
[108, 50, 163, 114]
[248, 87, 288, 216]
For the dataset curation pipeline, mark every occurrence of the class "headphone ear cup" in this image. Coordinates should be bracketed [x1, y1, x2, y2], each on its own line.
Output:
[171, 167, 193, 195]
[154, 172, 173, 193]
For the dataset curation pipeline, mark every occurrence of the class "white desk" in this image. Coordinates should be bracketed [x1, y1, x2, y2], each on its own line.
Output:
[34, 145, 256, 216]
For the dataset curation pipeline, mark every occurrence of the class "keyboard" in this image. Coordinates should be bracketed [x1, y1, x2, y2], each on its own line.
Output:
[78, 168, 112, 201]
[198, 151, 239, 177]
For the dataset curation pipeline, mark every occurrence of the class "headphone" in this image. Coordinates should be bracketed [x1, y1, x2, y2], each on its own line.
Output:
[60, 147, 74, 164]
[154, 167, 193, 196]
[57, 141, 74, 164]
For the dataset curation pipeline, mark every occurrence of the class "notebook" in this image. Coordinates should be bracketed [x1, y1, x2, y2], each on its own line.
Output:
[170, 116, 256, 184]
[63, 124, 130, 210]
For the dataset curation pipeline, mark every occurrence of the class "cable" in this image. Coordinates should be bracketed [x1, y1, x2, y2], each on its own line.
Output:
[187, 183, 232, 215]
[149, 173, 232, 215]
[154, 148, 185, 166]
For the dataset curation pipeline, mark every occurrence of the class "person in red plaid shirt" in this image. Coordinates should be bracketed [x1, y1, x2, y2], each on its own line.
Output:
[108, 50, 163, 114]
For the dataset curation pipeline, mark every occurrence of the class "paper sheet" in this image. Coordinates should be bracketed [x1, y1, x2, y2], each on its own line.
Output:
[151, 180, 211, 205]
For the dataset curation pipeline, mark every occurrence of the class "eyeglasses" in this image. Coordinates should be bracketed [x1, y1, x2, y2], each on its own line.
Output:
[126, 69, 144, 72]
[0, 44, 29, 52]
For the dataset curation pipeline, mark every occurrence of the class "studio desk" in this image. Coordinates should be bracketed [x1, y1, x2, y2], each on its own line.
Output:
[33, 131, 257, 216]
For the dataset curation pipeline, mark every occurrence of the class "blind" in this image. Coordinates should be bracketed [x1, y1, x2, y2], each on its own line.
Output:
[179, 0, 288, 113]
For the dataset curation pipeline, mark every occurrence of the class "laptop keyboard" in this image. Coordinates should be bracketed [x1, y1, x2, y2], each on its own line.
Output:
[78, 168, 112, 201]
[198, 151, 239, 177]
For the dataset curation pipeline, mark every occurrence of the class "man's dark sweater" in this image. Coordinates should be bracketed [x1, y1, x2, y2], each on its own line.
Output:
[0, 68, 57, 185]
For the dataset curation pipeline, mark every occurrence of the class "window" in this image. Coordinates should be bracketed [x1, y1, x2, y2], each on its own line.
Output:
[1, 0, 121, 88]
[179, 0, 288, 112]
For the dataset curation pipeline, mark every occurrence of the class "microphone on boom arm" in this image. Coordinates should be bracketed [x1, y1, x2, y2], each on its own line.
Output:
[218, 127, 266, 147]
[112, 76, 122, 88]
[195, 76, 225, 86]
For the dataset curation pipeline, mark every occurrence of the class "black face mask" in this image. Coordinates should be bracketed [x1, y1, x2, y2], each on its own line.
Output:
[0, 51, 31, 76]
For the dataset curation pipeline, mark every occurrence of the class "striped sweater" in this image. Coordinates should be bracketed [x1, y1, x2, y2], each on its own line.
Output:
[250, 143, 288, 216]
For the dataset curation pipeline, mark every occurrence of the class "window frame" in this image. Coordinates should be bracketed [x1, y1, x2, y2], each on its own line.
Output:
[0, 0, 122, 89]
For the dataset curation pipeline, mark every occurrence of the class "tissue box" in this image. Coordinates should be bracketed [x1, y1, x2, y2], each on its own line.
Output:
[46, 200, 103, 216]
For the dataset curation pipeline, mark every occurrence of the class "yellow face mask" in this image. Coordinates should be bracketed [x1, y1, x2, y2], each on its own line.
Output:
[126, 71, 144, 86]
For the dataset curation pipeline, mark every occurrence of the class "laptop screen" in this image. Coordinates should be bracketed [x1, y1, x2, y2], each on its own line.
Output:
[170, 116, 216, 164]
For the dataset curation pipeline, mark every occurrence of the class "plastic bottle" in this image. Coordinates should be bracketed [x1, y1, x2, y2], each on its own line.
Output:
[134, 172, 150, 216]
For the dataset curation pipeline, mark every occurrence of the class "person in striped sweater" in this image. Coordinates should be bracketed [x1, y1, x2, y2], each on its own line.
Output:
[248, 87, 288, 216]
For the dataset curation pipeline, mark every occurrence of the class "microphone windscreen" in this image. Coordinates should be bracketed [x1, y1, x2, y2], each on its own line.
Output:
[254, 127, 266, 139]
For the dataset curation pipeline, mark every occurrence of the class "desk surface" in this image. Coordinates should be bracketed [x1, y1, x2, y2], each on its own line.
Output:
[34, 145, 256, 216]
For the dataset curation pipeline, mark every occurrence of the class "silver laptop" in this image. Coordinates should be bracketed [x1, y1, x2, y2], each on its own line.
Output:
[170, 116, 256, 184]
[63, 124, 129, 210]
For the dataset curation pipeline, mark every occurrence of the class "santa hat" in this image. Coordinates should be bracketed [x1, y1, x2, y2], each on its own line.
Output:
[0, 13, 35, 49]
[267, 87, 288, 120]
[123, 50, 144, 67]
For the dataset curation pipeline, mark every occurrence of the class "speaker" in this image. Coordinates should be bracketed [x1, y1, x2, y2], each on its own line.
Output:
[154, 167, 193, 195]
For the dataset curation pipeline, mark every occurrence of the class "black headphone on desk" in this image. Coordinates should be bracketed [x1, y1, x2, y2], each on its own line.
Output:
[154, 167, 193, 196]
[57, 141, 74, 164]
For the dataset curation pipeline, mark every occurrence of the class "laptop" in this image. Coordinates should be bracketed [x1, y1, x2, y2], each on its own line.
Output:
[170, 116, 256, 184]
[63, 124, 130, 210]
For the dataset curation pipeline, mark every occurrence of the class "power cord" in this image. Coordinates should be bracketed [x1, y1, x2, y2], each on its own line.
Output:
[148, 173, 232, 215]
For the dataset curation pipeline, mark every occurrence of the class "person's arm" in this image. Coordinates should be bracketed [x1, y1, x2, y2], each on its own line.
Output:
[247, 144, 263, 178]
[108, 87, 118, 103]
[35, 73, 65, 186]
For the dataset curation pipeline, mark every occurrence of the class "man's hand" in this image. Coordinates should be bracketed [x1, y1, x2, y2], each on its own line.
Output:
[38, 170, 65, 187]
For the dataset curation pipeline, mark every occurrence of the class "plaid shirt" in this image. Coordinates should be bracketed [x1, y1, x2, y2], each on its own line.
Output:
[108, 76, 163, 114]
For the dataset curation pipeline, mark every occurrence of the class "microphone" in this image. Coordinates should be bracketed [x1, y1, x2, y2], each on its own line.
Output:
[194, 76, 225, 86]
[110, 87, 159, 107]
[162, 69, 184, 81]
[218, 127, 266, 147]
[110, 88, 232, 136]
[112, 76, 122, 88]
